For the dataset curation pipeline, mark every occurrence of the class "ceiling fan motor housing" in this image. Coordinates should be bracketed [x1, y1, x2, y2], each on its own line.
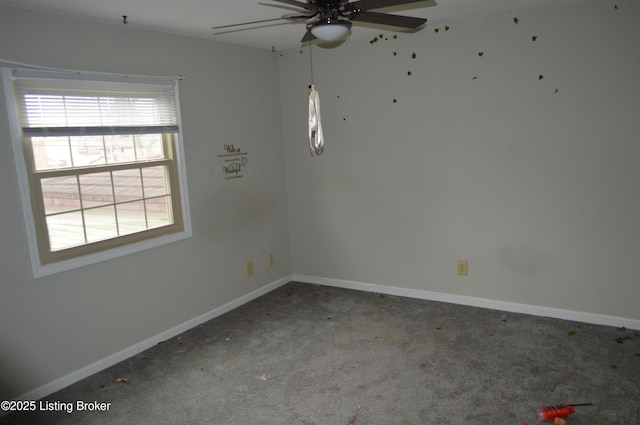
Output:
[213, 0, 427, 44]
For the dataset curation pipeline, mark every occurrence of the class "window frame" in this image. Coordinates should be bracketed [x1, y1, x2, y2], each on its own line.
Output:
[1, 67, 192, 278]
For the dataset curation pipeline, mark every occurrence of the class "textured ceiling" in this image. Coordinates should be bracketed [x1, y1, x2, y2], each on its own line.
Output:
[0, 0, 578, 50]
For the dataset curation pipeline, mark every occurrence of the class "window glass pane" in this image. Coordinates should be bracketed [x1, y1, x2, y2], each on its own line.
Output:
[116, 201, 147, 235]
[41, 176, 81, 215]
[46, 211, 85, 251]
[31, 137, 71, 170]
[142, 166, 169, 197]
[79, 172, 114, 208]
[105, 135, 137, 164]
[84, 206, 117, 243]
[146, 196, 173, 228]
[113, 169, 143, 202]
[136, 134, 164, 160]
[70, 136, 106, 167]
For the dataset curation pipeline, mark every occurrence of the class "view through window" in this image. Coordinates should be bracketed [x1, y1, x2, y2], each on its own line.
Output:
[2, 68, 190, 273]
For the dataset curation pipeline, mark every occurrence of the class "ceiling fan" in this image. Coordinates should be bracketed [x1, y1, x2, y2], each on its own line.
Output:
[212, 0, 429, 44]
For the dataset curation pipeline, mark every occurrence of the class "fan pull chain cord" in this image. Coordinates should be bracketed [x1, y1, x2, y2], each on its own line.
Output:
[309, 42, 314, 85]
[308, 44, 324, 156]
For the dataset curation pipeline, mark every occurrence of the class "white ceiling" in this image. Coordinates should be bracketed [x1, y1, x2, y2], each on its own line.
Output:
[0, 0, 576, 51]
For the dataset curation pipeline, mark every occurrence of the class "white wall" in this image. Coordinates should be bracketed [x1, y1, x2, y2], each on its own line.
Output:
[0, 7, 291, 400]
[280, 1, 640, 321]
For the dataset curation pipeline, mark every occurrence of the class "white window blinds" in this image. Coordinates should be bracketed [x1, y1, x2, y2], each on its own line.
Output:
[12, 69, 179, 138]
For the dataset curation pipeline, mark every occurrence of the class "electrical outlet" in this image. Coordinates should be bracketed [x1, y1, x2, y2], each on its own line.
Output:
[457, 260, 468, 276]
[269, 254, 275, 266]
[246, 260, 254, 276]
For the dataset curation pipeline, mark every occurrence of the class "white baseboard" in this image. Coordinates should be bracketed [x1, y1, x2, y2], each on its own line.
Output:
[292, 274, 640, 331]
[14, 275, 292, 403]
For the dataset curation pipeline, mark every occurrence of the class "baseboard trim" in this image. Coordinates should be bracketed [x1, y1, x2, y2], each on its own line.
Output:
[292, 274, 640, 330]
[14, 275, 292, 403]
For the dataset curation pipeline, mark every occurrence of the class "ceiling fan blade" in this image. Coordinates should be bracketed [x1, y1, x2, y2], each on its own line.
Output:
[301, 28, 317, 42]
[271, 0, 316, 10]
[212, 17, 288, 31]
[212, 13, 312, 32]
[259, 1, 307, 13]
[350, 11, 426, 28]
[348, 0, 428, 11]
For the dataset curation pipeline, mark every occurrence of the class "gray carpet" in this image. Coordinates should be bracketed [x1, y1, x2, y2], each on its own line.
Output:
[2, 282, 639, 424]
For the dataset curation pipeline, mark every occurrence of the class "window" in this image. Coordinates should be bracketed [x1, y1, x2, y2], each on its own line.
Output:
[2, 68, 191, 277]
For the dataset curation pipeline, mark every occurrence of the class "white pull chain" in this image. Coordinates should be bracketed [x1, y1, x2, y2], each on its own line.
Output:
[308, 84, 324, 156]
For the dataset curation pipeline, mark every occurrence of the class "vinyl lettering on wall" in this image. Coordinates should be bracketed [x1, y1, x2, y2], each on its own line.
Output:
[217, 144, 248, 180]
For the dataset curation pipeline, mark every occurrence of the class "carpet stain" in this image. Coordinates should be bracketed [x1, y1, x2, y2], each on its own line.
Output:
[419, 361, 432, 370]
[435, 331, 456, 343]
[339, 325, 359, 334]
[379, 330, 409, 347]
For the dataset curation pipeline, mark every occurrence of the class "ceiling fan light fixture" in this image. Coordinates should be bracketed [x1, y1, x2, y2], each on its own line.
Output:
[310, 19, 352, 42]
